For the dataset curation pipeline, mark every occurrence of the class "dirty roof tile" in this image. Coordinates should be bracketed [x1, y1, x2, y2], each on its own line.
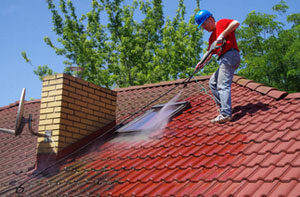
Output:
[0, 100, 40, 193]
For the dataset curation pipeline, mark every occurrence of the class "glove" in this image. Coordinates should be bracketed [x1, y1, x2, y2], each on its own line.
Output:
[195, 61, 204, 71]
[216, 34, 224, 44]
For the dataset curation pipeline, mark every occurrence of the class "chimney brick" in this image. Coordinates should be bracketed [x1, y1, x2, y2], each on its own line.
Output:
[37, 74, 116, 155]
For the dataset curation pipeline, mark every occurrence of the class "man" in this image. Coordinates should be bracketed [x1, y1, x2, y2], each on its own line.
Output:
[195, 10, 240, 123]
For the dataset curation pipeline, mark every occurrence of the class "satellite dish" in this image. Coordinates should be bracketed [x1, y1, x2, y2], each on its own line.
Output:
[0, 88, 26, 135]
[0, 88, 43, 137]
[15, 88, 26, 135]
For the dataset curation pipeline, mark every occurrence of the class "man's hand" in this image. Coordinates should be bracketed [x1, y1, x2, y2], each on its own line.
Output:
[216, 34, 224, 44]
[195, 61, 205, 71]
[216, 20, 240, 44]
[195, 50, 213, 72]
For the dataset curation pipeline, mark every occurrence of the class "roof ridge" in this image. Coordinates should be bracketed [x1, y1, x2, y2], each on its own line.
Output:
[114, 75, 211, 92]
[285, 92, 300, 100]
[232, 75, 288, 100]
[0, 99, 41, 112]
[114, 74, 290, 100]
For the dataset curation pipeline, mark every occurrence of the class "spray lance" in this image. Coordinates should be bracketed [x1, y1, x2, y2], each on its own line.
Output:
[183, 40, 226, 88]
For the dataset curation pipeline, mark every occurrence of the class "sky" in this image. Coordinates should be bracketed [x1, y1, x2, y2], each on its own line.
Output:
[0, 0, 299, 107]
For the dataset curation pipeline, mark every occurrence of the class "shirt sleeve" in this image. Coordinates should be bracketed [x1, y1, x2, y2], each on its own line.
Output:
[216, 19, 234, 38]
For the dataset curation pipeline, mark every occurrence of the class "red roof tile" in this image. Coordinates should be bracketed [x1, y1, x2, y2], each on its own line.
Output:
[0, 100, 40, 193]
[286, 92, 300, 99]
[246, 81, 263, 90]
[0, 75, 300, 196]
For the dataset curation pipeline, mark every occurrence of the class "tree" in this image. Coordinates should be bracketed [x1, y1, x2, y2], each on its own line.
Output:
[155, 0, 203, 80]
[23, 0, 203, 88]
[21, 51, 55, 81]
[237, 0, 300, 92]
[44, 0, 111, 86]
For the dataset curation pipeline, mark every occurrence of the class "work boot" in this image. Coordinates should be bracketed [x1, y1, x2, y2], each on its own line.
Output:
[211, 114, 232, 124]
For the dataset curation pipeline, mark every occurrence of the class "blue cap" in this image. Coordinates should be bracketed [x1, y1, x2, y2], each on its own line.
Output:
[195, 10, 212, 27]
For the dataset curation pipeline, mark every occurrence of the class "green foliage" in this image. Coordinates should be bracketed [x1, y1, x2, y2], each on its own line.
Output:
[24, 0, 300, 93]
[272, 0, 288, 14]
[287, 13, 300, 27]
[104, 0, 203, 87]
[237, 0, 300, 92]
[21, 51, 31, 63]
[44, 0, 110, 86]
[34, 65, 54, 81]
[21, 51, 55, 80]
[25, 0, 202, 88]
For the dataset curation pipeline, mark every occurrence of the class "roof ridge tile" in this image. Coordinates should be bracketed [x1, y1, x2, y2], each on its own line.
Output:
[285, 93, 300, 99]
[256, 86, 276, 95]
[232, 75, 244, 83]
[236, 78, 253, 87]
[0, 101, 19, 111]
[233, 75, 288, 100]
[114, 76, 210, 92]
[115, 74, 290, 100]
[246, 82, 263, 91]
[0, 99, 41, 112]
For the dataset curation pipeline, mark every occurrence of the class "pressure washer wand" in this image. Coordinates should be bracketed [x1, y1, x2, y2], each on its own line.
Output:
[182, 48, 212, 88]
[183, 69, 199, 88]
[182, 40, 226, 88]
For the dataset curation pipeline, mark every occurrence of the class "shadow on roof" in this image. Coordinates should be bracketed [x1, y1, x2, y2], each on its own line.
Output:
[232, 102, 270, 122]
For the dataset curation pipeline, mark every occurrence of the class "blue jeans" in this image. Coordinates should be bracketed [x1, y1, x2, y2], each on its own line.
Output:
[209, 49, 240, 117]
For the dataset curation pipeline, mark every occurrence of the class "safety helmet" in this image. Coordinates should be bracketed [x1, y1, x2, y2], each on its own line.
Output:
[195, 10, 212, 27]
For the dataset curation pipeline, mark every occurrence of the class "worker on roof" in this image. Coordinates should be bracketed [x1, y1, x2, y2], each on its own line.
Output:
[195, 10, 240, 123]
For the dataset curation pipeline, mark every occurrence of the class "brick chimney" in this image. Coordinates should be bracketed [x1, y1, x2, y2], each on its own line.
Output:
[37, 74, 116, 157]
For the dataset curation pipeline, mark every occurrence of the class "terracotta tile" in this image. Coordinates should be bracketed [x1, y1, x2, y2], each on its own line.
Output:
[221, 180, 251, 196]
[236, 78, 253, 86]
[246, 82, 263, 90]
[2, 75, 300, 196]
[256, 86, 275, 95]
[234, 181, 267, 196]
[288, 182, 300, 196]
[269, 180, 300, 196]
[249, 181, 279, 196]
[285, 92, 300, 99]
[232, 75, 244, 82]
[267, 90, 288, 99]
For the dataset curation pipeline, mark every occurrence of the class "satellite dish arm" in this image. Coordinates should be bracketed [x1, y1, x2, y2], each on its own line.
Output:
[0, 128, 15, 135]
[27, 114, 45, 137]
[0, 88, 46, 137]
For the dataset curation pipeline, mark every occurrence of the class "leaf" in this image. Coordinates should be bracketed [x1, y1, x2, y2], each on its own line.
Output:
[21, 51, 30, 63]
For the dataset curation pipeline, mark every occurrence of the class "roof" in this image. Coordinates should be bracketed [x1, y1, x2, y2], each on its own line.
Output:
[0, 100, 40, 192]
[1, 75, 300, 196]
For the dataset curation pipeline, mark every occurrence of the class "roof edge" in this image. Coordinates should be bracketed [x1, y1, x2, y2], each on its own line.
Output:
[114, 75, 211, 92]
[0, 99, 41, 112]
[233, 75, 288, 100]
[114, 75, 291, 100]
[285, 92, 300, 99]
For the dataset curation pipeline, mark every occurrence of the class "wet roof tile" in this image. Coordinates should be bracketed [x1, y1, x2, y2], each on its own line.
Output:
[1, 75, 300, 195]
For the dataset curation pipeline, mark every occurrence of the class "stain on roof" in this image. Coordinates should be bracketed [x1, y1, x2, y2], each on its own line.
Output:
[1, 75, 300, 196]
